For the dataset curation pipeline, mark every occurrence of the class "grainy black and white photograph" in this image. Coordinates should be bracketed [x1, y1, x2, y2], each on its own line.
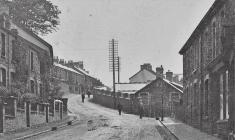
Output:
[0, 0, 233, 140]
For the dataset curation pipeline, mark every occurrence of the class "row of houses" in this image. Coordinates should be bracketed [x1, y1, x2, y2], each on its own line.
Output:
[0, 4, 103, 101]
[179, 0, 235, 139]
[52, 57, 103, 95]
[93, 63, 184, 119]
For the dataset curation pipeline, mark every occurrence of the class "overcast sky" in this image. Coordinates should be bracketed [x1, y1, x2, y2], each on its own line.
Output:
[43, 0, 215, 86]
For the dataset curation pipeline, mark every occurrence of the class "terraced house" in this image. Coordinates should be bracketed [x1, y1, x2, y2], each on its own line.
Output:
[179, 0, 235, 138]
[0, 7, 53, 99]
[52, 59, 85, 95]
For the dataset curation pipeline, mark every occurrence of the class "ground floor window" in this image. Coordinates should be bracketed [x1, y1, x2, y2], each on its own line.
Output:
[30, 80, 35, 93]
[0, 68, 6, 87]
[204, 79, 209, 116]
[220, 71, 229, 120]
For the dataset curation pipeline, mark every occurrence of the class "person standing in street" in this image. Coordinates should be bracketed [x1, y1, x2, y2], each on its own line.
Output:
[82, 93, 85, 103]
[139, 101, 144, 119]
[117, 102, 123, 115]
[87, 90, 91, 98]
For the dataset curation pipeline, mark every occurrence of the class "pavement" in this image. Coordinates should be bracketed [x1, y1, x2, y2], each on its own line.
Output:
[161, 117, 221, 140]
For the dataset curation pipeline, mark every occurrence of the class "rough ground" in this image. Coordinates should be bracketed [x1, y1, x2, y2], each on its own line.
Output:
[31, 94, 163, 140]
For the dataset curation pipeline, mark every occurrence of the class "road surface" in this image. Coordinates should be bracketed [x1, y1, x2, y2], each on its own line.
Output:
[31, 94, 163, 140]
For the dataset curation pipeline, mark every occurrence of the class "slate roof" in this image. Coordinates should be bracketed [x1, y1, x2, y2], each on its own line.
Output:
[115, 83, 148, 94]
[54, 63, 83, 75]
[136, 77, 183, 95]
[129, 69, 156, 80]
[179, 0, 226, 54]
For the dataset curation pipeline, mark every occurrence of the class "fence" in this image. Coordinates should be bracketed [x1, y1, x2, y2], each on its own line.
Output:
[93, 90, 134, 114]
[0, 96, 68, 134]
[93, 90, 183, 119]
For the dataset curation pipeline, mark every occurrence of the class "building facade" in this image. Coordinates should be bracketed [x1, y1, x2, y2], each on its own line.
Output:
[129, 63, 156, 83]
[134, 66, 183, 119]
[0, 10, 53, 100]
[52, 60, 85, 95]
[179, 0, 235, 138]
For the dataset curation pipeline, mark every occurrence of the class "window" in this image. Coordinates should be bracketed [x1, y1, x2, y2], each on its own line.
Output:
[225, 71, 229, 119]
[220, 74, 224, 120]
[30, 51, 34, 71]
[204, 79, 209, 116]
[0, 68, 6, 87]
[219, 71, 229, 120]
[212, 22, 217, 59]
[12, 40, 16, 61]
[11, 72, 15, 83]
[40, 84, 43, 97]
[1, 33, 5, 58]
[199, 36, 202, 67]
[30, 80, 35, 93]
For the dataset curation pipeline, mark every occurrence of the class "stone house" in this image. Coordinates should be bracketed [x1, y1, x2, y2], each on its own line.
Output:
[66, 61, 104, 92]
[0, 9, 53, 99]
[129, 63, 156, 83]
[134, 66, 183, 119]
[179, 0, 235, 138]
[52, 60, 85, 95]
[0, 15, 17, 90]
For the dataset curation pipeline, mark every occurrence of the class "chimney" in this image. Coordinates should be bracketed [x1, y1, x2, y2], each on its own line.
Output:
[59, 59, 65, 65]
[166, 70, 173, 82]
[53, 56, 59, 63]
[73, 61, 84, 69]
[156, 65, 164, 79]
[140, 63, 152, 71]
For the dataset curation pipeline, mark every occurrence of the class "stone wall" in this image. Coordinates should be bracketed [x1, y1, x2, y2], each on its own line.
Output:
[0, 97, 68, 134]
[93, 90, 133, 114]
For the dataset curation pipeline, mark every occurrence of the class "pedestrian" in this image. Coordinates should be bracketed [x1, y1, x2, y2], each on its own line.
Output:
[139, 103, 144, 119]
[117, 103, 122, 115]
[82, 93, 85, 103]
[87, 91, 91, 98]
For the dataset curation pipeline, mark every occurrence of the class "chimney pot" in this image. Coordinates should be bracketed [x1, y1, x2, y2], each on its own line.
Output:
[166, 70, 173, 82]
[156, 65, 164, 79]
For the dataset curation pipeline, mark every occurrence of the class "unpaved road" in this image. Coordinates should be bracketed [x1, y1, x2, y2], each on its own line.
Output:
[31, 94, 163, 140]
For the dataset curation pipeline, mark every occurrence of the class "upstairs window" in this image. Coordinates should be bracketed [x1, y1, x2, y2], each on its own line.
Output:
[30, 51, 34, 71]
[212, 22, 217, 59]
[1, 33, 5, 58]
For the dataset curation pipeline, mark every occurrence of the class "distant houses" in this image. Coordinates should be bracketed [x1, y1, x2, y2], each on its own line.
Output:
[93, 63, 183, 119]
[129, 63, 156, 83]
[134, 65, 183, 119]
[52, 57, 103, 95]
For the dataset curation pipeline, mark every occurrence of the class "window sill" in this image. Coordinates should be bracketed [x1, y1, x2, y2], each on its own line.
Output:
[216, 119, 229, 123]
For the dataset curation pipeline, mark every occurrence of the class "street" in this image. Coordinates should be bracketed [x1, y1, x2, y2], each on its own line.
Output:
[30, 94, 163, 140]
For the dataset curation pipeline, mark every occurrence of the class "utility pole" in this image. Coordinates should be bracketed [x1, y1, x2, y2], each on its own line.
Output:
[112, 39, 116, 108]
[117, 56, 120, 83]
[161, 94, 164, 121]
[109, 39, 118, 108]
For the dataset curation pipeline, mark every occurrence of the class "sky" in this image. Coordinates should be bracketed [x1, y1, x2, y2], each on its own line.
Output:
[43, 0, 215, 86]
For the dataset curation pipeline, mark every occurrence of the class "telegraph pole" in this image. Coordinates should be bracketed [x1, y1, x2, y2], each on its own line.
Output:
[112, 39, 116, 108]
[109, 39, 118, 108]
[117, 56, 120, 83]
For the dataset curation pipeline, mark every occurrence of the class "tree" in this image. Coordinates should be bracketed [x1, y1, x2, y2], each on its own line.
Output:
[1, 0, 61, 35]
